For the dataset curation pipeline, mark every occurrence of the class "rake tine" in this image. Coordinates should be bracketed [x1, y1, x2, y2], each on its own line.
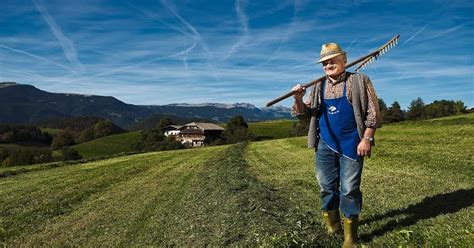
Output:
[355, 34, 397, 72]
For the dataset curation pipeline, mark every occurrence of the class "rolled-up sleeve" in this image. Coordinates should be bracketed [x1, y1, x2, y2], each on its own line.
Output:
[291, 87, 314, 119]
[291, 101, 309, 117]
[364, 77, 382, 128]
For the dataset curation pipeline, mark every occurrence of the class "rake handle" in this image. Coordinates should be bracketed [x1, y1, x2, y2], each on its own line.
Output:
[265, 51, 376, 107]
[265, 34, 399, 107]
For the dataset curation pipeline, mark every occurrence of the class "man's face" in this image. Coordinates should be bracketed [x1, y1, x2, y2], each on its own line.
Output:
[322, 55, 346, 77]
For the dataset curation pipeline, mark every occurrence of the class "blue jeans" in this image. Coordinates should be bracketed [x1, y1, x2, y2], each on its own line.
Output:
[315, 139, 363, 218]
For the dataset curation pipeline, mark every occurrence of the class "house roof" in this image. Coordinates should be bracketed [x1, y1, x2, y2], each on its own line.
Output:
[182, 122, 225, 131]
[161, 125, 183, 131]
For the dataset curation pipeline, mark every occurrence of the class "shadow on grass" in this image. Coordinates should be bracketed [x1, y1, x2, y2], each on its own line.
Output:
[360, 188, 474, 242]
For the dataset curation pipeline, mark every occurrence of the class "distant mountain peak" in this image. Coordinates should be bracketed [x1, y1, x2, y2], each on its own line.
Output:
[166, 102, 258, 109]
[262, 105, 291, 112]
[58, 93, 96, 97]
[0, 82, 19, 88]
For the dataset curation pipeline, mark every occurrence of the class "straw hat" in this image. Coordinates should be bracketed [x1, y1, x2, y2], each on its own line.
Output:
[317, 42, 346, 63]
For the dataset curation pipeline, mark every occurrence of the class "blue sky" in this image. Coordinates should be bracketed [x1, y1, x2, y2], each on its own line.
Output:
[1, 0, 473, 109]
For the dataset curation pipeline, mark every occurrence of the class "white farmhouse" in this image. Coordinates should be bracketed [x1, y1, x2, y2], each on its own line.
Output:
[161, 125, 183, 137]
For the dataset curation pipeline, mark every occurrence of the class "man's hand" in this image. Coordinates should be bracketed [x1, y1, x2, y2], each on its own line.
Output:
[292, 84, 306, 100]
[357, 139, 372, 157]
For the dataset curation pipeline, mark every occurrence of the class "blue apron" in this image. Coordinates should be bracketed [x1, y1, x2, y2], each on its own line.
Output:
[319, 79, 360, 161]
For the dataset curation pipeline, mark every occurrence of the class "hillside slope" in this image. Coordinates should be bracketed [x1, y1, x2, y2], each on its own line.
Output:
[0, 83, 151, 128]
[0, 114, 472, 246]
[72, 131, 142, 159]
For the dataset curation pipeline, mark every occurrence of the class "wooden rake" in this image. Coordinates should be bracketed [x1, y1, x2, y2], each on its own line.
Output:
[266, 34, 400, 107]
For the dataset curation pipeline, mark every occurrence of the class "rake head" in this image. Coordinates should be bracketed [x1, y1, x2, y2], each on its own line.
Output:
[355, 35, 399, 72]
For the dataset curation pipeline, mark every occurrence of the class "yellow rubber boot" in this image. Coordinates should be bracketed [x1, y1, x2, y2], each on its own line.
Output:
[342, 217, 358, 248]
[322, 210, 341, 234]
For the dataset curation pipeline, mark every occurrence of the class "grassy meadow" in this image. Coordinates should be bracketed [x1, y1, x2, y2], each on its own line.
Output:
[72, 131, 142, 159]
[0, 114, 473, 246]
[248, 119, 296, 140]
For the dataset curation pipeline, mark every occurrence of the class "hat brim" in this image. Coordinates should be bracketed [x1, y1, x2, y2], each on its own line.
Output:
[317, 52, 346, 63]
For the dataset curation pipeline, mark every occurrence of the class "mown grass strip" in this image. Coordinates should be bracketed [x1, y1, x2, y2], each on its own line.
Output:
[166, 141, 334, 247]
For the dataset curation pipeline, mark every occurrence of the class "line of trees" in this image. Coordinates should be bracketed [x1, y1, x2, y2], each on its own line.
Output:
[290, 98, 469, 135]
[51, 120, 125, 149]
[0, 146, 82, 167]
[0, 117, 125, 167]
[379, 98, 468, 123]
[221, 115, 255, 144]
[0, 125, 52, 144]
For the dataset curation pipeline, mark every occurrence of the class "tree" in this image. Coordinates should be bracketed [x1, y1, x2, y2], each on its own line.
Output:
[224, 115, 251, 144]
[77, 120, 125, 143]
[132, 128, 184, 152]
[227, 115, 248, 129]
[378, 98, 390, 124]
[385, 101, 404, 123]
[424, 100, 467, 119]
[0, 125, 52, 144]
[1, 148, 52, 167]
[158, 117, 175, 130]
[59, 147, 82, 161]
[454, 100, 467, 114]
[51, 131, 75, 150]
[78, 128, 95, 143]
[93, 120, 115, 138]
[406, 97, 426, 120]
[0, 147, 8, 164]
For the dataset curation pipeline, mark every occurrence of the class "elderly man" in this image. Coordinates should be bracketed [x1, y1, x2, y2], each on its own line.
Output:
[291, 43, 381, 247]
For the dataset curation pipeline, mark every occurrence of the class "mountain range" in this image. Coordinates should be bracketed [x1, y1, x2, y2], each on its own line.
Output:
[0, 82, 292, 129]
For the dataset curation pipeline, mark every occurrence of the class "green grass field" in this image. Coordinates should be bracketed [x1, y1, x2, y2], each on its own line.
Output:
[248, 119, 296, 140]
[1, 114, 472, 246]
[72, 131, 142, 159]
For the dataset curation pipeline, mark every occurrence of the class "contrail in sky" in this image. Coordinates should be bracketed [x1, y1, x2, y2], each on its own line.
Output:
[33, 0, 83, 70]
[0, 44, 75, 73]
[402, 24, 428, 46]
[224, 0, 249, 60]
